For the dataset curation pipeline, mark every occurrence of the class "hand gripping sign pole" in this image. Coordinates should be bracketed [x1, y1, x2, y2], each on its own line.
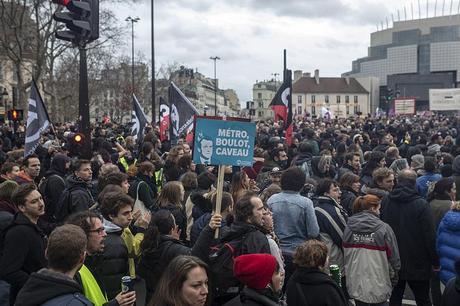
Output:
[192, 116, 256, 239]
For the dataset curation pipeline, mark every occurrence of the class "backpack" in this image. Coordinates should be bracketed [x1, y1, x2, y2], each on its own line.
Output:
[54, 185, 86, 223]
[208, 234, 248, 299]
[38, 174, 66, 222]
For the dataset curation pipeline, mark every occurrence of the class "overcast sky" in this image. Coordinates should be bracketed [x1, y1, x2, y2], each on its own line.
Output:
[111, 0, 460, 104]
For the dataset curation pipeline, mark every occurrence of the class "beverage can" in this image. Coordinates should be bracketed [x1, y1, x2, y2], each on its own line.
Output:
[329, 264, 341, 287]
[121, 276, 135, 293]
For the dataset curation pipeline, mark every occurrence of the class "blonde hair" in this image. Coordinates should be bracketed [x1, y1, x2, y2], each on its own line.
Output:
[452, 201, 460, 211]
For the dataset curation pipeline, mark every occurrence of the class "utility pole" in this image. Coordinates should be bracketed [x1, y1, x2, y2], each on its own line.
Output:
[210, 56, 220, 116]
[151, 0, 156, 124]
[79, 45, 91, 159]
[126, 16, 140, 97]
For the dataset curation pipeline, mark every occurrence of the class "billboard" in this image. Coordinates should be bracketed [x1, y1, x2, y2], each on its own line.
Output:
[192, 117, 256, 166]
[394, 99, 415, 115]
[429, 89, 460, 111]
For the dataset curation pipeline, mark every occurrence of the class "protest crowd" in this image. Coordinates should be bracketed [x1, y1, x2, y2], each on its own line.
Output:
[1, 113, 460, 306]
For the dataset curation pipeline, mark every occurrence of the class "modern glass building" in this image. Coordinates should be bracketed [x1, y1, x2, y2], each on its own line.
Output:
[343, 15, 460, 111]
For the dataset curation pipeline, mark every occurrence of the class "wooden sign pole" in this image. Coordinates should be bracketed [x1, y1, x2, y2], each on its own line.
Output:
[214, 164, 226, 239]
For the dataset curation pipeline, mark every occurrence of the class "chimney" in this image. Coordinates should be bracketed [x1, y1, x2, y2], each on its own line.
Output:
[303, 72, 311, 78]
[294, 70, 303, 82]
[345, 76, 350, 85]
[314, 69, 319, 84]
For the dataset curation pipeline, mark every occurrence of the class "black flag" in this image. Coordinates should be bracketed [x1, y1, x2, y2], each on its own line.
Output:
[24, 81, 51, 157]
[131, 94, 148, 143]
[168, 82, 198, 144]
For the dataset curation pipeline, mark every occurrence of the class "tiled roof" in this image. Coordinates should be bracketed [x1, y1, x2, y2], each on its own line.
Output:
[293, 77, 368, 94]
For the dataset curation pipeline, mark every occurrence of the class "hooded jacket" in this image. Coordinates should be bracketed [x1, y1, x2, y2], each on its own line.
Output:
[15, 269, 91, 306]
[286, 267, 347, 306]
[343, 211, 400, 303]
[40, 154, 69, 223]
[66, 175, 95, 214]
[223, 287, 281, 306]
[437, 210, 460, 284]
[91, 218, 129, 300]
[314, 196, 348, 273]
[381, 183, 439, 280]
[0, 212, 47, 301]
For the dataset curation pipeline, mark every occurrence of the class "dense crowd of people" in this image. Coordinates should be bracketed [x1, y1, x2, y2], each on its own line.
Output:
[0, 114, 460, 305]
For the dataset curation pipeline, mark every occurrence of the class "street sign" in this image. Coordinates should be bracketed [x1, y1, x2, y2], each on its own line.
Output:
[192, 117, 256, 166]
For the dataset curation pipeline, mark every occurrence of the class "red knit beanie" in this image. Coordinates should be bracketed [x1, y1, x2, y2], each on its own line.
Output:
[233, 254, 277, 289]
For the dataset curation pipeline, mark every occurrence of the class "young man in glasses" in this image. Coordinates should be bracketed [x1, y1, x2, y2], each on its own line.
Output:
[67, 211, 136, 306]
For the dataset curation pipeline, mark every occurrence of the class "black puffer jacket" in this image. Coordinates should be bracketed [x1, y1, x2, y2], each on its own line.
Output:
[137, 225, 215, 301]
[15, 269, 91, 306]
[220, 222, 271, 255]
[286, 267, 347, 306]
[96, 219, 129, 300]
[381, 182, 439, 280]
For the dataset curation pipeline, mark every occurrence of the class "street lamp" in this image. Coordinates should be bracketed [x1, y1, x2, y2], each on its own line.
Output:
[126, 16, 140, 96]
[209, 56, 220, 116]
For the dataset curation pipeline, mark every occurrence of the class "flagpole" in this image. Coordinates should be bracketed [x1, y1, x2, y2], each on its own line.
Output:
[32, 79, 59, 145]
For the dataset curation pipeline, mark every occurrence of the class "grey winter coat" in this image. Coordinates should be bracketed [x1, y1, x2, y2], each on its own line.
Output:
[343, 211, 400, 304]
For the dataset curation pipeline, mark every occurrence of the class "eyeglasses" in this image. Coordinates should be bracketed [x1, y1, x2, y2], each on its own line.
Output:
[89, 227, 105, 235]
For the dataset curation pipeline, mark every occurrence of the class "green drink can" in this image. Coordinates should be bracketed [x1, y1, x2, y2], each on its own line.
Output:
[329, 264, 341, 287]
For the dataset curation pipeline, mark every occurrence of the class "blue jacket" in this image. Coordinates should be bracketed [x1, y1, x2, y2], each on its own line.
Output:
[416, 172, 442, 198]
[268, 191, 319, 254]
[437, 210, 460, 284]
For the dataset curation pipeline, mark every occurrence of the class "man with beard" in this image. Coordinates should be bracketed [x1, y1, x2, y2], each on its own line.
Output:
[0, 184, 47, 304]
[67, 211, 136, 306]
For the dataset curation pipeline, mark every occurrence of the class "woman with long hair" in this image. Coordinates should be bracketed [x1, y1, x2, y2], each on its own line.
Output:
[138, 211, 221, 303]
[360, 151, 385, 188]
[164, 145, 185, 182]
[428, 177, 457, 229]
[128, 161, 157, 213]
[343, 195, 400, 306]
[149, 255, 211, 306]
[339, 172, 361, 216]
[230, 171, 251, 203]
[155, 181, 187, 242]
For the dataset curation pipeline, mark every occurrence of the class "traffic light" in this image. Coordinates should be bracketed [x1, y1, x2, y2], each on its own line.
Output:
[72, 132, 85, 145]
[386, 88, 393, 101]
[7, 109, 23, 122]
[53, 0, 99, 44]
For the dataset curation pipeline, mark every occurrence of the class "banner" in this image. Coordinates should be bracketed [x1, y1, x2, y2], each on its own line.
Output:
[159, 97, 169, 142]
[24, 81, 51, 157]
[169, 82, 198, 144]
[429, 88, 460, 111]
[192, 117, 256, 166]
[394, 99, 415, 115]
[131, 94, 148, 143]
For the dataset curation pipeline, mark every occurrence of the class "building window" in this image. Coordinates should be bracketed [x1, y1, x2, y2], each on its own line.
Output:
[354, 95, 358, 103]
[311, 106, 316, 116]
[258, 102, 263, 108]
[297, 106, 302, 114]
[336, 95, 340, 103]
[325, 95, 329, 103]
[346, 106, 350, 115]
[345, 95, 349, 103]
[354, 105, 358, 114]
[258, 111, 263, 117]
[312, 95, 316, 103]
[257, 92, 262, 99]
[0, 64, 3, 80]
[297, 95, 302, 104]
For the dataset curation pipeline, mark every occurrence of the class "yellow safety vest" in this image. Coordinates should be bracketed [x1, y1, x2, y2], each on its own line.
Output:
[79, 264, 108, 306]
[119, 157, 129, 172]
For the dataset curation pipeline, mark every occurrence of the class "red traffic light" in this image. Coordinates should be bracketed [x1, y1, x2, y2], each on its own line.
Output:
[52, 0, 71, 5]
[7, 109, 23, 122]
